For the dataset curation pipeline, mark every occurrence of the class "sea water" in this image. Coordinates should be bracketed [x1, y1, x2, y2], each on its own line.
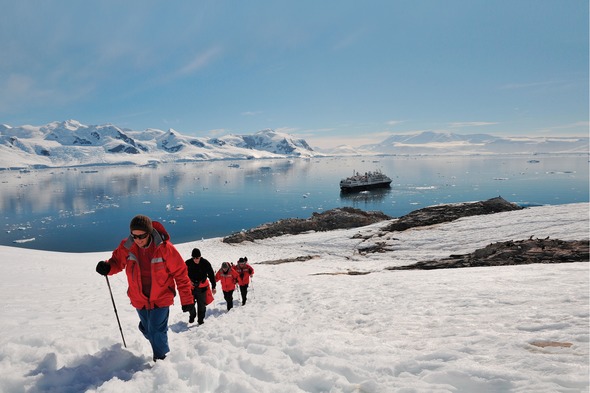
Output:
[1, 154, 587, 252]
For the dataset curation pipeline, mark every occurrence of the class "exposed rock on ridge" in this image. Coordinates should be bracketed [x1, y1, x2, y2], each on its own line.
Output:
[382, 196, 522, 232]
[386, 238, 589, 270]
[237, 198, 588, 271]
[222, 207, 391, 244]
[223, 196, 522, 244]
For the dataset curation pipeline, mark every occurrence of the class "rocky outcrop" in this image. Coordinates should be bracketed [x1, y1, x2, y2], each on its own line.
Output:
[223, 197, 524, 244]
[382, 196, 522, 232]
[387, 238, 589, 270]
[222, 207, 391, 243]
[257, 255, 318, 265]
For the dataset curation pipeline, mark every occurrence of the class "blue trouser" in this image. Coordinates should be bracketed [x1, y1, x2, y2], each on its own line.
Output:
[137, 307, 170, 359]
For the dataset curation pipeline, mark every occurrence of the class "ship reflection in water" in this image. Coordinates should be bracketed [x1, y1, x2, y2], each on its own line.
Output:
[340, 187, 392, 205]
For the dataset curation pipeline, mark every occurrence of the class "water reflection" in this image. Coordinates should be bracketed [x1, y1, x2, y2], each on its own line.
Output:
[339, 188, 391, 205]
[0, 155, 587, 252]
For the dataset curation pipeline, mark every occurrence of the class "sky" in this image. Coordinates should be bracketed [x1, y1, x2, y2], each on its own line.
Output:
[0, 202, 587, 392]
[0, 1, 588, 149]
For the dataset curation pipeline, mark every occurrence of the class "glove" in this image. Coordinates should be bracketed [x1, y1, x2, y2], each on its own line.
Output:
[96, 261, 111, 276]
[182, 304, 196, 313]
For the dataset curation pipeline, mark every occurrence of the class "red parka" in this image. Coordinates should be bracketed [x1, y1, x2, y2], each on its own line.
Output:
[215, 266, 239, 292]
[235, 262, 254, 286]
[105, 225, 193, 310]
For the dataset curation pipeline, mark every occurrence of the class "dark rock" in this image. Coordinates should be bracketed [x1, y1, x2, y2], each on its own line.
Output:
[387, 238, 589, 270]
[222, 207, 391, 244]
[357, 242, 394, 254]
[382, 196, 522, 232]
[108, 144, 141, 154]
[312, 270, 372, 276]
[258, 255, 318, 265]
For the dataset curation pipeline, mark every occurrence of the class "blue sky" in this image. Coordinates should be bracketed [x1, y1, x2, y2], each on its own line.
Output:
[1, 1, 588, 148]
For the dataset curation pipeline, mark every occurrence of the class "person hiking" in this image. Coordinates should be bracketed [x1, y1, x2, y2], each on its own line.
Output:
[235, 257, 254, 306]
[215, 262, 239, 311]
[185, 248, 216, 325]
[95, 215, 195, 362]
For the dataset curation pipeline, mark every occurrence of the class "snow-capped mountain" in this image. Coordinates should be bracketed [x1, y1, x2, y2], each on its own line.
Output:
[359, 131, 588, 155]
[0, 120, 587, 169]
[0, 120, 318, 169]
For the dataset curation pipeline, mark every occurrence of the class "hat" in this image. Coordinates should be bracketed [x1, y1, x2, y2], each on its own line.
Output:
[238, 257, 245, 264]
[130, 215, 153, 234]
[222, 262, 230, 270]
[192, 248, 201, 258]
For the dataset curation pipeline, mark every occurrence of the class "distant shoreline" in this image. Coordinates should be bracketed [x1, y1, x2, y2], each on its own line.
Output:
[1, 151, 588, 172]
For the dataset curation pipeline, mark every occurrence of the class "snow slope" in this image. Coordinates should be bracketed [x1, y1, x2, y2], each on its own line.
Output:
[0, 203, 588, 392]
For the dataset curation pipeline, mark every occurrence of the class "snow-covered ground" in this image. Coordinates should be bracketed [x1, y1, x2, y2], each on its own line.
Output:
[0, 203, 588, 392]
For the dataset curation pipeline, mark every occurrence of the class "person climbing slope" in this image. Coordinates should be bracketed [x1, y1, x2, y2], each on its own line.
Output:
[95, 215, 195, 362]
[215, 262, 239, 311]
[185, 248, 216, 325]
[235, 257, 254, 306]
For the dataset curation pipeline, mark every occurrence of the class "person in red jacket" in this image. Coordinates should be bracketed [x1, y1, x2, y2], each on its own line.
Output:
[215, 262, 239, 311]
[95, 215, 195, 362]
[235, 257, 254, 305]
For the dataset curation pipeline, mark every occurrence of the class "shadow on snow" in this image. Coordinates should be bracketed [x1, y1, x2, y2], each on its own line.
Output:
[26, 344, 150, 393]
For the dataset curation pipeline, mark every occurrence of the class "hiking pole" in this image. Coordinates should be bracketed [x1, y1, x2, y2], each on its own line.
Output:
[105, 275, 127, 348]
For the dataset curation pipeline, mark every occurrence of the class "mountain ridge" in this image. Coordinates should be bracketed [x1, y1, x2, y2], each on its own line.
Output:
[0, 120, 587, 169]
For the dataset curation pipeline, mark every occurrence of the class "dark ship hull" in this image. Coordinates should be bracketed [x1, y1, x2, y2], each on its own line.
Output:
[339, 170, 392, 192]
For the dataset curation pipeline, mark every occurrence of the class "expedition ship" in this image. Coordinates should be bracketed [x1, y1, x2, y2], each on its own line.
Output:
[339, 170, 392, 192]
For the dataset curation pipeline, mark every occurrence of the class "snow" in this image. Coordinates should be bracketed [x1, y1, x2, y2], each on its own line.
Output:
[0, 121, 318, 169]
[0, 203, 588, 392]
[1, 120, 588, 169]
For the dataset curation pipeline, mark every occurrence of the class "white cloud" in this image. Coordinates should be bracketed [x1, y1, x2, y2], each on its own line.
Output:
[177, 46, 223, 77]
[281, 127, 311, 135]
[553, 121, 590, 130]
[241, 111, 262, 116]
[532, 121, 590, 136]
[0, 73, 91, 114]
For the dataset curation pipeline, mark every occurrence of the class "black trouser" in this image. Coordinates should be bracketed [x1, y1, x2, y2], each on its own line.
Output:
[192, 286, 207, 324]
[223, 290, 234, 311]
[239, 284, 248, 305]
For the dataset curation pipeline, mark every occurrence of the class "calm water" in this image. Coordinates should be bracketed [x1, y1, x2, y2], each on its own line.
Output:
[1, 155, 588, 253]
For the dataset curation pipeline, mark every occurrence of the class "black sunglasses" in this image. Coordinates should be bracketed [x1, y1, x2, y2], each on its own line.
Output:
[131, 232, 149, 240]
